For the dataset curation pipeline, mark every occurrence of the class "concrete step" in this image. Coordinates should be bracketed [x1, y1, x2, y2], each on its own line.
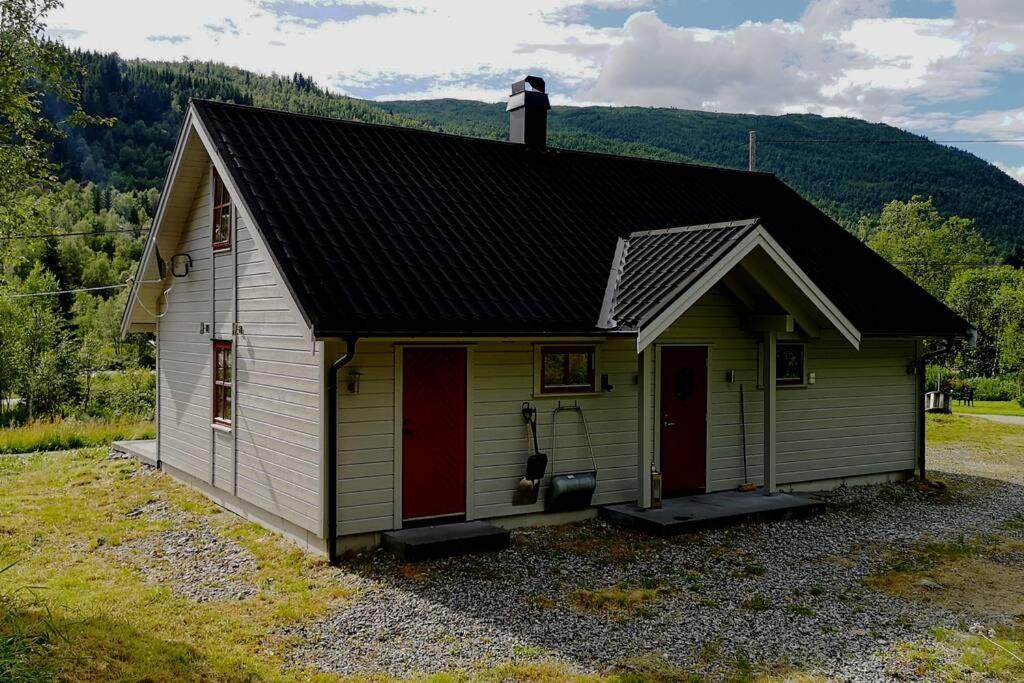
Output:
[382, 521, 510, 562]
[600, 490, 826, 536]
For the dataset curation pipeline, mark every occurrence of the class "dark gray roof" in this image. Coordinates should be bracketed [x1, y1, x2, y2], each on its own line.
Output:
[191, 99, 972, 338]
[601, 219, 758, 329]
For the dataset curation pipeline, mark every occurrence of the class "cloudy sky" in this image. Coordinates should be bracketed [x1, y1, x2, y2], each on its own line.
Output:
[48, 0, 1024, 181]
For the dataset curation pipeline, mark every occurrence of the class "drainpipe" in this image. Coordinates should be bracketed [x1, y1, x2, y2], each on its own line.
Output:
[326, 336, 358, 565]
[916, 337, 955, 482]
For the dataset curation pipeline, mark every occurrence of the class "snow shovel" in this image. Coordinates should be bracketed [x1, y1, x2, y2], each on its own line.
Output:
[513, 403, 547, 505]
[546, 402, 598, 513]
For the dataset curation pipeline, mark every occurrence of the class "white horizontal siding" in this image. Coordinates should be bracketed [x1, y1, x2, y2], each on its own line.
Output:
[335, 338, 641, 536]
[776, 335, 916, 484]
[157, 157, 322, 535]
[158, 165, 213, 485]
[233, 213, 322, 533]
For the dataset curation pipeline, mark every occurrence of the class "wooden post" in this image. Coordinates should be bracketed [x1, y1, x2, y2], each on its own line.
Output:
[638, 349, 654, 508]
[748, 131, 757, 172]
[762, 331, 776, 494]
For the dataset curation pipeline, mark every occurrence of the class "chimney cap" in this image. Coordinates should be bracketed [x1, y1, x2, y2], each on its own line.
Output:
[511, 76, 546, 95]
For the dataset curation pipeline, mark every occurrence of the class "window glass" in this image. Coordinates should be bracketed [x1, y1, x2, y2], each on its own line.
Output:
[776, 344, 805, 386]
[540, 347, 595, 393]
[212, 171, 232, 249]
[213, 341, 232, 423]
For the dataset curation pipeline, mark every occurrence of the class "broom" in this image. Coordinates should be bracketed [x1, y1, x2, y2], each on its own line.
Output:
[737, 383, 756, 492]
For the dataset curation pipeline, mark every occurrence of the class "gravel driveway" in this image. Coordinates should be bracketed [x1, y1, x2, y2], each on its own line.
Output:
[280, 471, 1024, 681]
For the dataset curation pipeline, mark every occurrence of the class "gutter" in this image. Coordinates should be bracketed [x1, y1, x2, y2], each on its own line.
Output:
[326, 336, 358, 565]
[916, 337, 956, 481]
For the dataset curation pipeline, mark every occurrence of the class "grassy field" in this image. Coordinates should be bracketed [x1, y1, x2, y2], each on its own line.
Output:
[0, 419, 154, 455]
[2, 417, 1023, 682]
[953, 400, 1024, 418]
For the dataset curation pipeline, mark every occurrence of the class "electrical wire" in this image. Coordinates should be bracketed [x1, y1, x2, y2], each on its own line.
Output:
[0, 284, 127, 299]
[0, 228, 143, 241]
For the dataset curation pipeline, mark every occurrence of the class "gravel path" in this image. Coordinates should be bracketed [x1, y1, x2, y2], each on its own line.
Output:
[281, 472, 1024, 681]
[110, 497, 259, 602]
[967, 413, 1024, 426]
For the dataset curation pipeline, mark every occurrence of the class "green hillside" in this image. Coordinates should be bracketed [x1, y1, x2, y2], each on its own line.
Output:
[55, 52, 1024, 248]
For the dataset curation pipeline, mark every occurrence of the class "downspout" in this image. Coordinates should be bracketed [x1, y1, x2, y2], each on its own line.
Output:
[916, 337, 955, 482]
[326, 336, 358, 565]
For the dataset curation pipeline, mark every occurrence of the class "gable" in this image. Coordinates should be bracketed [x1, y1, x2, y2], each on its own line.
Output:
[121, 109, 312, 344]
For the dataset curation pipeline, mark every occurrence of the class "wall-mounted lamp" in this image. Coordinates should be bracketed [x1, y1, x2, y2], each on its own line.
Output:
[347, 370, 362, 393]
[725, 369, 736, 383]
[171, 253, 193, 277]
[601, 373, 614, 392]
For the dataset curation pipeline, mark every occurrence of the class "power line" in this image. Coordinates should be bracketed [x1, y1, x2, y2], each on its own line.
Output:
[0, 284, 128, 299]
[0, 228, 144, 242]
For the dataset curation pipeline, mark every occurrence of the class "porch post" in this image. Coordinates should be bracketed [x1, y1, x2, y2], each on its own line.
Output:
[762, 331, 777, 494]
[638, 348, 654, 508]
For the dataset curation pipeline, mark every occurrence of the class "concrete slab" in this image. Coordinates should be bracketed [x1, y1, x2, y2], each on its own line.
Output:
[112, 439, 158, 468]
[382, 521, 510, 562]
[600, 489, 825, 535]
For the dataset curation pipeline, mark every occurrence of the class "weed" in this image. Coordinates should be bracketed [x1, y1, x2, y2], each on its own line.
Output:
[739, 564, 766, 577]
[1002, 514, 1024, 531]
[741, 594, 772, 611]
[571, 583, 671, 614]
[512, 643, 547, 659]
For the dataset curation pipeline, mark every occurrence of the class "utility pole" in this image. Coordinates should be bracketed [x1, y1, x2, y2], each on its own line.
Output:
[748, 130, 757, 172]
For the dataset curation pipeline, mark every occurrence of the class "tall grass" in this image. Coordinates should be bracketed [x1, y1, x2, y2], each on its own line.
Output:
[0, 419, 154, 455]
[0, 561, 66, 682]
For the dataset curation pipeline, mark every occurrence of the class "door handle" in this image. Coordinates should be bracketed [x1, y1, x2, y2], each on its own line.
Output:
[663, 421, 676, 427]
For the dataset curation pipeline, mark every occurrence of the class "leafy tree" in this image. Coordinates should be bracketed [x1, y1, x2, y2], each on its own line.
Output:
[858, 197, 992, 301]
[0, 0, 107, 237]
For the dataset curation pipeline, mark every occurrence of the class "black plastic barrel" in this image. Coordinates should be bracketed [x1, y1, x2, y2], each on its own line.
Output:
[546, 471, 597, 512]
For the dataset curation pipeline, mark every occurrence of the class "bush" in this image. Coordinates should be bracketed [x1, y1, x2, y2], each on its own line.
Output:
[0, 419, 154, 455]
[81, 369, 155, 420]
[967, 376, 1019, 401]
[931, 368, 1020, 401]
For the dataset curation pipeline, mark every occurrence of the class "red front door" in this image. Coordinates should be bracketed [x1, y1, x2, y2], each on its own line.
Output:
[660, 347, 708, 495]
[402, 347, 467, 523]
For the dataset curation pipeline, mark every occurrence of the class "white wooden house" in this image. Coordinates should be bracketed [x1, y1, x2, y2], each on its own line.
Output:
[122, 78, 971, 560]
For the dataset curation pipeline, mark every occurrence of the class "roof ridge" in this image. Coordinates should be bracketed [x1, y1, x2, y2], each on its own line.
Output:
[189, 98, 777, 178]
[628, 218, 760, 239]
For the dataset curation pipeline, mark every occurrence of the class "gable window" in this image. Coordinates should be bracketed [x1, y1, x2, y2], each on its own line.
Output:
[540, 346, 596, 394]
[213, 340, 233, 424]
[776, 343, 805, 386]
[212, 169, 232, 250]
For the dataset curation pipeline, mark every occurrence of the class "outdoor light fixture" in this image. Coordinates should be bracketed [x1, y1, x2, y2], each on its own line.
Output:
[347, 370, 362, 393]
[171, 253, 193, 277]
[601, 373, 614, 392]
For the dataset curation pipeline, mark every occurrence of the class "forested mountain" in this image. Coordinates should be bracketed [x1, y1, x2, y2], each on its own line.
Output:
[54, 52, 1024, 248]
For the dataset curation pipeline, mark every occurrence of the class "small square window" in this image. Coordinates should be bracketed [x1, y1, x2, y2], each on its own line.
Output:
[213, 340, 232, 424]
[212, 170, 232, 250]
[540, 347, 595, 394]
[776, 344, 805, 386]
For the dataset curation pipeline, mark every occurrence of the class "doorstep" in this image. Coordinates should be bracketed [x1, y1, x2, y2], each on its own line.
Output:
[382, 520, 510, 562]
[600, 489, 826, 535]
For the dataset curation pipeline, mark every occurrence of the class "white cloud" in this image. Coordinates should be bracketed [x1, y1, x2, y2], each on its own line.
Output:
[996, 161, 1024, 184]
[42, 0, 1024, 139]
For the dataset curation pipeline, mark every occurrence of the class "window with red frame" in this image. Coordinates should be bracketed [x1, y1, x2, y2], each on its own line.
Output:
[213, 341, 232, 424]
[540, 346, 596, 394]
[212, 169, 232, 250]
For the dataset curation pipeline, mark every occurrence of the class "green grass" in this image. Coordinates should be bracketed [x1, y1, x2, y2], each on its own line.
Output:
[0, 419, 154, 455]
[898, 625, 1024, 681]
[953, 400, 1024, 418]
[926, 413, 1024, 450]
